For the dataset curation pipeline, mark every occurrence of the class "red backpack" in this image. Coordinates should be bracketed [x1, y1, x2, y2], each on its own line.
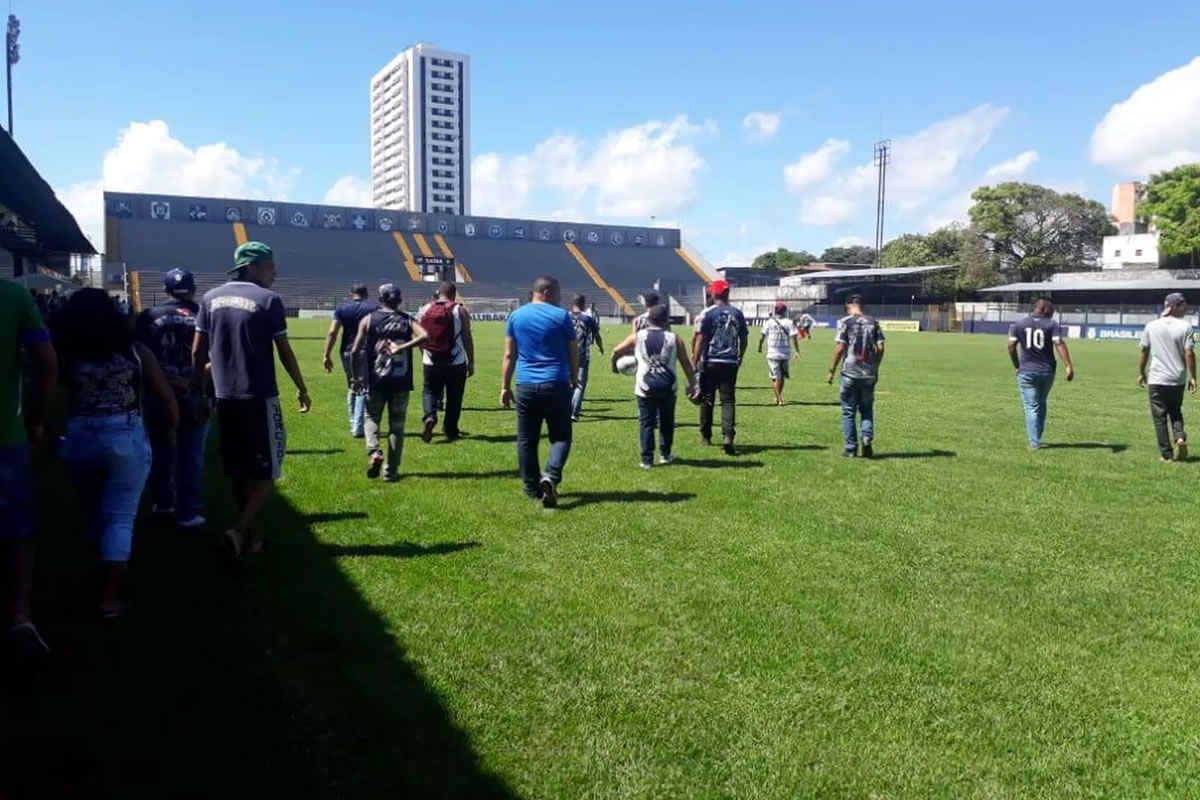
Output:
[421, 301, 459, 363]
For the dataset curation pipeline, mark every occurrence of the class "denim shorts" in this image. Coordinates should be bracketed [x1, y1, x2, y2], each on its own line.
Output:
[0, 442, 33, 540]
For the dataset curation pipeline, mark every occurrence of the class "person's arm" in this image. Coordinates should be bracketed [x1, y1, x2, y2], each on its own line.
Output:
[321, 317, 342, 373]
[1187, 350, 1197, 395]
[827, 342, 846, 384]
[593, 319, 604, 355]
[567, 340, 581, 389]
[610, 333, 637, 370]
[757, 328, 765, 354]
[1007, 338, 1021, 371]
[1055, 341, 1075, 381]
[349, 316, 370, 392]
[791, 334, 801, 358]
[276, 336, 311, 413]
[392, 321, 429, 353]
[737, 315, 749, 365]
[459, 307, 476, 377]
[25, 340, 58, 446]
[136, 343, 179, 434]
[1138, 328, 1151, 387]
[500, 336, 516, 408]
[190, 330, 210, 397]
[676, 335, 697, 388]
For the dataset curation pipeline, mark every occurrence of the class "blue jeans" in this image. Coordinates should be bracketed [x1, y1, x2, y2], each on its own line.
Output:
[0, 443, 32, 539]
[1017, 371, 1055, 447]
[342, 351, 366, 436]
[515, 382, 573, 496]
[147, 394, 209, 519]
[840, 375, 876, 451]
[60, 415, 152, 563]
[570, 360, 591, 419]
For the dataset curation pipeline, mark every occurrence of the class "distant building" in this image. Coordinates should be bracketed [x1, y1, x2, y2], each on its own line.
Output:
[1103, 181, 1160, 270]
[370, 43, 470, 215]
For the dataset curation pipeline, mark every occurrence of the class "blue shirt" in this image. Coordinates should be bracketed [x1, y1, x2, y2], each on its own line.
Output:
[569, 310, 601, 365]
[1009, 315, 1062, 375]
[196, 281, 288, 400]
[506, 303, 576, 385]
[334, 299, 379, 354]
[134, 298, 199, 387]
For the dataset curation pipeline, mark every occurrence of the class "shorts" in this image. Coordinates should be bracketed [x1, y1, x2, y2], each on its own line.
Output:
[0, 443, 32, 539]
[767, 358, 790, 381]
[217, 397, 286, 480]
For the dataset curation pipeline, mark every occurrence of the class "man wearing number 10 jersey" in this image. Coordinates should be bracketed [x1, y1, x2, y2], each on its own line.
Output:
[1007, 298, 1076, 450]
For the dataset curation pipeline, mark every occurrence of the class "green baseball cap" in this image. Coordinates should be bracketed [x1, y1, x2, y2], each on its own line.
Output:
[230, 241, 274, 272]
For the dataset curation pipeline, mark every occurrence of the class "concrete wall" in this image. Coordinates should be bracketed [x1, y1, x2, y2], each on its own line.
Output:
[1102, 232, 1160, 270]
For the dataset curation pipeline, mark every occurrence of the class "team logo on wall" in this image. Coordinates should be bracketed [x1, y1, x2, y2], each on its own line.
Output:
[112, 200, 133, 218]
[632, 233, 645, 246]
[488, 224, 503, 239]
[610, 231, 624, 246]
[290, 211, 309, 228]
[537, 226, 552, 241]
[464, 223, 477, 237]
[322, 212, 341, 229]
[561, 229, 577, 243]
[351, 213, 368, 231]
[407, 216, 422, 231]
[257, 207, 277, 226]
[187, 204, 207, 221]
[150, 201, 171, 220]
[586, 231, 600, 244]
[225, 206, 242, 222]
[655, 234, 666, 246]
[436, 220, 450, 234]
[377, 216, 394, 232]
[512, 225, 526, 239]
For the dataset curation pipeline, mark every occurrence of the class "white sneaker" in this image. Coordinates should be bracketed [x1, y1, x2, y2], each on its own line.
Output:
[151, 505, 175, 516]
[178, 515, 207, 528]
[658, 454, 677, 466]
[639, 462, 653, 470]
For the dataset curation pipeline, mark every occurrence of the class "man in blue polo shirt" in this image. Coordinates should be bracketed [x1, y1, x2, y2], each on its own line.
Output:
[322, 283, 378, 438]
[500, 276, 580, 508]
[1008, 298, 1075, 450]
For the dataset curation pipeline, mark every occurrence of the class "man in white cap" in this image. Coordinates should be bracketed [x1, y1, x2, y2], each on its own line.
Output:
[1138, 292, 1197, 461]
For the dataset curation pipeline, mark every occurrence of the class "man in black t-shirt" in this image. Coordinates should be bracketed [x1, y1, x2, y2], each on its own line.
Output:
[321, 283, 378, 438]
[135, 268, 209, 526]
[569, 294, 604, 422]
[192, 241, 311, 560]
[351, 284, 428, 481]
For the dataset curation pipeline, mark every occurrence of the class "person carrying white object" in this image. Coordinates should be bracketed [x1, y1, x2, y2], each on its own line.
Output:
[758, 302, 801, 406]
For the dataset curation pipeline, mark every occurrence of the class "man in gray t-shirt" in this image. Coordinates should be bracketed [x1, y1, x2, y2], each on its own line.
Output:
[827, 295, 885, 457]
[1138, 292, 1197, 461]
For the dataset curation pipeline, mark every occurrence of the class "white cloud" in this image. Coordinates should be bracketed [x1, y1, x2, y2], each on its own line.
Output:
[57, 119, 298, 251]
[831, 235, 870, 248]
[784, 138, 850, 190]
[791, 104, 1009, 226]
[985, 150, 1039, 178]
[742, 111, 782, 139]
[471, 115, 713, 221]
[715, 239, 781, 268]
[1090, 56, 1200, 174]
[323, 176, 372, 207]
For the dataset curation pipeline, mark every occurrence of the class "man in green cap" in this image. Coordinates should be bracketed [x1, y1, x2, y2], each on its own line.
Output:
[191, 241, 311, 560]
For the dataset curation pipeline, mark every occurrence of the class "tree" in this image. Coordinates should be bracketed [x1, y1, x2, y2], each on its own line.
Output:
[751, 247, 819, 270]
[880, 234, 933, 268]
[1139, 164, 1200, 267]
[819, 245, 877, 265]
[967, 182, 1115, 281]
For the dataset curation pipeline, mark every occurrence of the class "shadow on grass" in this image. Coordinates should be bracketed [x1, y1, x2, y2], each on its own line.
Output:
[304, 511, 370, 524]
[736, 444, 827, 454]
[325, 541, 482, 558]
[869, 449, 957, 461]
[404, 432, 517, 444]
[557, 490, 697, 510]
[0, 452, 516, 799]
[740, 401, 841, 407]
[288, 448, 347, 455]
[404, 469, 516, 480]
[676, 458, 766, 469]
[1040, 442, 1128, 453]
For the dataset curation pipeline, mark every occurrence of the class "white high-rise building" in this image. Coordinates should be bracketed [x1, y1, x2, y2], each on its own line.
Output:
[370, 44, 470, 214]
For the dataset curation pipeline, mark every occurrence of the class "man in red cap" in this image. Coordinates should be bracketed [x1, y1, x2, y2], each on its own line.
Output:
[691, 279, 748, 455]
[758, 301, 801, 406]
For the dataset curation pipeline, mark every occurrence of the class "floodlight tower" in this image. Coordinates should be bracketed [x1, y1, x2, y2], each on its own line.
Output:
[873, 140, 890, 267]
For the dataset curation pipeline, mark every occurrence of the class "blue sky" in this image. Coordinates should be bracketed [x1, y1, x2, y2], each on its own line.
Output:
[13, 0, 1200, 264]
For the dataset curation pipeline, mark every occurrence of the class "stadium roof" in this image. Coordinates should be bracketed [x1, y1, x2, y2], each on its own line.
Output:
[783, 264, 956, 282]
[0, 130, 95, 256]
[981, 278, 1200, 293]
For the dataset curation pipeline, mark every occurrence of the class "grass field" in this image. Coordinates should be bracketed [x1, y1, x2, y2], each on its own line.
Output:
[5, 319, 1200, 799]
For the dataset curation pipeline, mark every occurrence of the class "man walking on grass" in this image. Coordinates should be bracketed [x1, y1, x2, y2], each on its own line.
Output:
[353, 284, 427, 481]
[1007, 298, 1075, 450]
[1138, 292, 1196, 462]
[692, 279, 748, 456]
[758, 302, 801, 406]
[827, 295, 885, 458]
[633, 291, 670, 335]
[417, 281, 474, 442]
[569, 293, 603, 422]
[192, 241, 311, 560]
[321, 284, 378, 438]
[501, 276, 580, 508]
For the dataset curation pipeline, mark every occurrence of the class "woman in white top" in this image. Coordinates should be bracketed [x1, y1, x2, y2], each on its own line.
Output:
[611, 305, 697, 469]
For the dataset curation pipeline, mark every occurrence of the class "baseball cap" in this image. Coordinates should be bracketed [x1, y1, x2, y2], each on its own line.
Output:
[378, 283, 402, 305]
[774, 301, 787, 315]
[230, 241, 274, 272]
[163, 268, 195, 295]
[710, 279, 731, 296]
[1163, 292, 1186, 315]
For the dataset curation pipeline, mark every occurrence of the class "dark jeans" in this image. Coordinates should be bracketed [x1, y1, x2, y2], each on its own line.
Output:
[571, 360, 591, 419]
[147, 393, 209, 519]
[423, 363, 467, 436]
[1149, 384, 1186, 458]
[637, 394, 676, 464]
[515, 382, 572, 496]
[699, 362, 738, 441]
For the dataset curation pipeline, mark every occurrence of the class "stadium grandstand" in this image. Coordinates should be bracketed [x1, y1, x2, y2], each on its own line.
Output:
[104, 192, 714, 318]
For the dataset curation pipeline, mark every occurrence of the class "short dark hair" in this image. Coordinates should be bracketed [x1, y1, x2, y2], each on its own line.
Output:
[1033, 297, 1053, 314]
[438, 281, 457, 300]
[533, 276, 559, 295]
[352, 283, 368, 298]
[644, 291, 660, 307]
[845, 294, 864, 308]
[648, 304, 669, 326]
[573, 294, 586, 309]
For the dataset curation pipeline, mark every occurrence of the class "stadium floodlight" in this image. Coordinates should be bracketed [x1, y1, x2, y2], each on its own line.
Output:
[5, 14, 19, 136]
[873, 140, 890, 268]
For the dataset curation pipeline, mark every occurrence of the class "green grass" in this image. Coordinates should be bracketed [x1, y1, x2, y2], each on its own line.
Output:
[6, 320, 1200, 799]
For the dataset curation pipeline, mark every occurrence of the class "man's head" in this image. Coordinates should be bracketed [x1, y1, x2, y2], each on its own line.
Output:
[774, 302, 788, 317]
[643, 291, 660, 311]
[437, 281, 457, 301]
[572, 293, 586, 311]
[845, 294, 865, 314]
[532, 276, 561, 305]
[351, 283, 368, 300]
[230, 241, 276, 288]
[163, 268, 196, 301]
[1163, 292, 1187, 318]
[648, 303, 669, 328]
[709, 280, 731, 304]
[1032, 297, 1054, 317]
[378, 282, 402, 310]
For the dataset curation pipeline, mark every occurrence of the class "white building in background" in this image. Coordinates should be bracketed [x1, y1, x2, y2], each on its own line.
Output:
[1102, 181, 1161, 270]
[370, 44, 470, 214]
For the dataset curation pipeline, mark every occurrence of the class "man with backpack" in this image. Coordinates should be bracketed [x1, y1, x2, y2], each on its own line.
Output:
[569, 294, 604, 422]
[758, 302, 801, 406]
[417, 281, 474, 442]
[351, 284, 428, 481]
[827, 295, 886, 458]
[691, 280, 748, 456]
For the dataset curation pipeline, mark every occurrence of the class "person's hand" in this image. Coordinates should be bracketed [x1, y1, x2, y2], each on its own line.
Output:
[792, 352, 801, 361]
[297, 390, 312, 414]
[1137, 373, 1147, 388]
[467, 363, 475, 378]
[569, 377, 580, 391]
[1190, 377, 1198, 395]
[351, 377, 364, 394]
[322, 355, 333, 373]
[1066, 365, 1076, 382]
[500, 388, 514, 409]
[611, 359, 619, 374]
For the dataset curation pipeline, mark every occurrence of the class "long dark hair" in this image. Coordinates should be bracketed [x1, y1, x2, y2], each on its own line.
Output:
[54, 288, 134, 362]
